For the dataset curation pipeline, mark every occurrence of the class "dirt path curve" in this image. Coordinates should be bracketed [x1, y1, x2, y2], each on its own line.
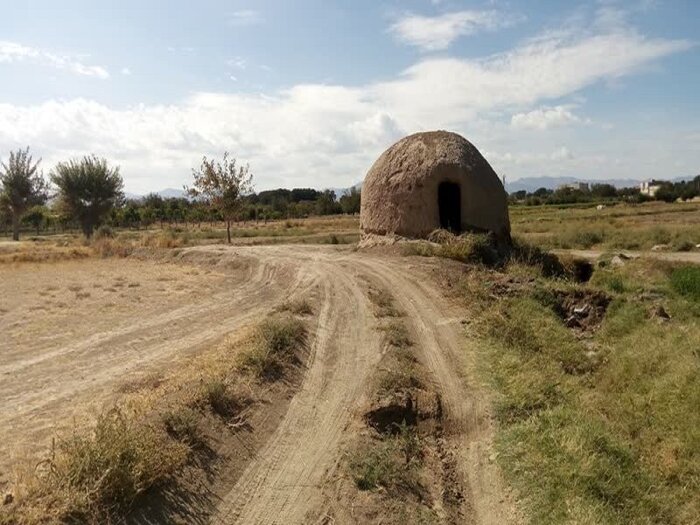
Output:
[204, 245, 516, 524]
[2, 244, 516, 523]
[0, 250, 313, 473]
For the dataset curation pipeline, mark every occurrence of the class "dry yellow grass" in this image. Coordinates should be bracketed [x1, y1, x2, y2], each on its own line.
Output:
[3, 313, 308, 524]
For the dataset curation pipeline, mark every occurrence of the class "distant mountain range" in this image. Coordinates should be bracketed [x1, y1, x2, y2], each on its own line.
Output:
[124, 188, 186, 200]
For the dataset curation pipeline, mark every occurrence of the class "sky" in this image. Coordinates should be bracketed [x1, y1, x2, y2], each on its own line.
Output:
[0, 0, 698, 194]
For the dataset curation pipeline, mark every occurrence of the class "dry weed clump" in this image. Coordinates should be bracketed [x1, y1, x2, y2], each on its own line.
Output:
[237, 315, 307, 379]
[275, 298, 313, 315]
[404, 230, 502, 266]
[7, 408, 188, 524]
[367, 287, 402, 317]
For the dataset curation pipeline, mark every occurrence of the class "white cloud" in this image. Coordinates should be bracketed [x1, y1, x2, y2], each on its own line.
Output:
[121, 67, 132, 76]
[550, 146, 574, 160]
[390, 10, 523, 51]
[0, 21, 693, 193]
[0, 41, 39, 62]
[226, 9, 262, 26]
[0, 40, 109, 78]
[227, 57, 248, 70]
[511, 105, 589, 130]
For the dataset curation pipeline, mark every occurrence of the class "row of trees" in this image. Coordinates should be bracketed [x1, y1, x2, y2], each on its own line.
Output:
[0, 148, 122, 240]
[0, 148, 362, 243]
[509, 176, 700, 206]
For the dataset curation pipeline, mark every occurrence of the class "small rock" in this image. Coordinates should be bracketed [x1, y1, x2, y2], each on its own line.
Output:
[611, 255, 627, 267]
[573, 304, 590, 316]
[651, 244, 669, 252]
[596, 204, 605, 210]
[3, 493, 13, 505]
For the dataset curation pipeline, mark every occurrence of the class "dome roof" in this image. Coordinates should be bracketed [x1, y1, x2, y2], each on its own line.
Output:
[360, 131, 510, 239]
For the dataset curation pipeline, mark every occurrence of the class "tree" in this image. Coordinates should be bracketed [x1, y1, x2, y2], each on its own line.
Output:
[186, 152, 253, 243]
[51, 155, 124, 238]
[22, 205, 48, 235]
[0, 147, 48, 240]
[339, 187, 361, 214]
[315, 190, 341, 215]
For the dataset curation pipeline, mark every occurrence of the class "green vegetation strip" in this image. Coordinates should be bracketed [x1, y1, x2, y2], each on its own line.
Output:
[460, 252, 700, 523]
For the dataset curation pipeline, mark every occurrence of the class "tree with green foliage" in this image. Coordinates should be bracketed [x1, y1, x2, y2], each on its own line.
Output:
[186, 152, 253, 243]
[51, 155, 124, 238]
[0, 147, 48, 240]
[339, 187, 361, 214]
[22, 205, 49, 235]
[315, 189, 341, 215]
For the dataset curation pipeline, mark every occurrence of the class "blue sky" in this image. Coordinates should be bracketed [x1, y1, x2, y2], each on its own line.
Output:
[1, 0, 698, 193]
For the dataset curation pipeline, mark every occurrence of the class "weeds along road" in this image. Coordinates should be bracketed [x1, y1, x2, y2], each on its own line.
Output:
[1, 245, 515, 524]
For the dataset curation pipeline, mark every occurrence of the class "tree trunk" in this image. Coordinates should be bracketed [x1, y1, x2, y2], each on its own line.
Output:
[226, 219, 232, 244]
[12, 214, 19, 241]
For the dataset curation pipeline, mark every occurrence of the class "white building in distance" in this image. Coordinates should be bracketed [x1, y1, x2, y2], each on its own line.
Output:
[640, 180, 663, 197]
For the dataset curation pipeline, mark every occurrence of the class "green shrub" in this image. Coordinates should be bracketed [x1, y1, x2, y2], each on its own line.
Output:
[672, 239, 695, 252]
[571, 229, 604, 249]
[349, 426, 423, 494]
[670, 266, 700, 301]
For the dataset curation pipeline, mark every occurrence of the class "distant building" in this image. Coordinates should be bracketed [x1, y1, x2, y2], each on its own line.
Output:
[557, 182, 589, 192]
[640, 180, 663, 197]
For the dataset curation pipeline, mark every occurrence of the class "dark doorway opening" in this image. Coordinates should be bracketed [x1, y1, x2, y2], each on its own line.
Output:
[438, 182, 461, 232]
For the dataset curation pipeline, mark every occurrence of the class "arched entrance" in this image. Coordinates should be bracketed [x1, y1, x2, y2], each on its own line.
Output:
[438, 182, 461, 232]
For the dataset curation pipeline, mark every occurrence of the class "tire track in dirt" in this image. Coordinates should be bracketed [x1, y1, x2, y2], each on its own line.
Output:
[211, 249, 384, 524]
[354, 257, 518, 524]
[209, 245, 516, 524]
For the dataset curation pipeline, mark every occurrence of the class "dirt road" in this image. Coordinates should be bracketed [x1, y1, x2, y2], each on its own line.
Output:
[1, 245, 514, 523]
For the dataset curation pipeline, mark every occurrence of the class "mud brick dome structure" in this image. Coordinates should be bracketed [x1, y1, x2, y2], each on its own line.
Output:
[360, 131, 510, 240]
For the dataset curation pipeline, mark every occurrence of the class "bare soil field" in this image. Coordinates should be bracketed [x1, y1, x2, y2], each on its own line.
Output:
[0, 244, 516, 523]
[0, 251, 304, 482]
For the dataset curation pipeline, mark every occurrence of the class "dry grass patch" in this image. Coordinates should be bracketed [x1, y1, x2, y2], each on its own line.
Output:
[510, 201, 700, 252]
[367, 286, 402, 317]
[3, 312, 309, 524]
[237, 315, 307, 380]
[6, 408, 189, 524]
[275, 298, 313, 315]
